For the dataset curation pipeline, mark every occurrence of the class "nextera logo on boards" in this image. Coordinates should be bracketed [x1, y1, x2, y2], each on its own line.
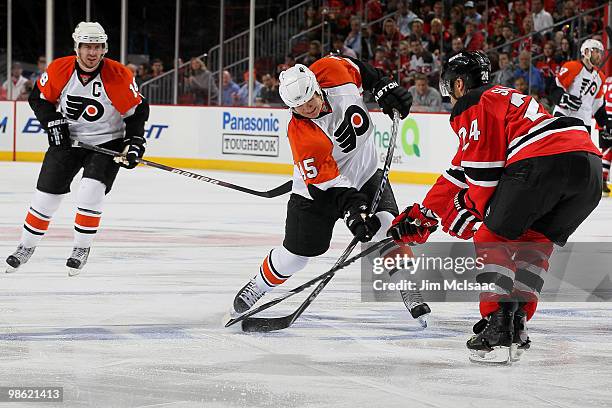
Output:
[373, 117, 421, 164]
[221, 112, 280, 157]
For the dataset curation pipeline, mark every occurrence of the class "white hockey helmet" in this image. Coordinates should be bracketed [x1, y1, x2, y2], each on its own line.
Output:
[73, 22, 108, 54]
[580, 39, 604, 57]
[279, 64, 321, 108]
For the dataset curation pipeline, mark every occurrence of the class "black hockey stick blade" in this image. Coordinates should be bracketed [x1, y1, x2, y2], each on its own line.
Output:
[77, 142, 292, 198]
[225, 237, 393, 329]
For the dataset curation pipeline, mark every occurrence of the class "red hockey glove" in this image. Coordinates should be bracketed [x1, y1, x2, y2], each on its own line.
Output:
[440, 189, 480, 240]
[387, 203, 438, 245]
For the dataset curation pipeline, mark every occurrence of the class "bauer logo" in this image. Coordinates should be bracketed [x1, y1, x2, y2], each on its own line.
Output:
[222, 134, 279, 157]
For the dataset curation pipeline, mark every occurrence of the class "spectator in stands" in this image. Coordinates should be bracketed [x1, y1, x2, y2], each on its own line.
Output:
[256, 73, 282, 106]
[126, 63, 138, 77]
[536, 41, 559, 94]
[237, 70, 262, 106]
[344, 16, 363, 58]
[2, 62, 29, 101]
[464, 1, 482, 26]
[429, 1, 445, 24]
[428, 18, 451, 55]
[332, 35, 357, 58]
[370, 46, 393, 76]
[397, 40, 411, 82]
[555, 37, 573, 64]
[378, 18, 404, 58]
[364, 0, 383, 23]
[444, 36, 465, 63]
[519, 15, 543, 54]
[29, 56, 47, 83]
[500, 24, 518, 56]
[185, 57, 218, 105]
[396, 0, 418, 37]
[464, 20, 485, 52]
[150, 59, 164, 78]
[136, 63, 150, 87]
[513, 50, 545, 94]
[222, 70, 240, 106]
[531, 0, 554, 35]
[299, 40, 322, 66]
[409, 18, 430, 49]
[16, 80, 33, 102]
[514, 76, 529, 94]
[510, 1, 528, 33]
[409, 35, 434, 76]
[581, 13, 603, 38]
[560, 1, 579, 35]
[408, 73, 443, 112]
[492, 51, 514, 87]
[300, 5, 319, 41]
[488, 19, 506, 48]
[449, 6, 464, 27]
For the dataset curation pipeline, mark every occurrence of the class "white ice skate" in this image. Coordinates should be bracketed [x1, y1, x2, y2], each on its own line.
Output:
[6, 245, 36, 273]
[66, 247, 90, 276]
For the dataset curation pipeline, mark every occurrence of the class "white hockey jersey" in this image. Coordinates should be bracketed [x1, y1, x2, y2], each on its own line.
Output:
[37, 56, 141, 145]
[287, 56, 378, 201]
[553, 60, 605, 126]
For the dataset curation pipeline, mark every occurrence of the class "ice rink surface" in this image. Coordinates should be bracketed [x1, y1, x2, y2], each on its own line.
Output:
[1, 162, 611, 408]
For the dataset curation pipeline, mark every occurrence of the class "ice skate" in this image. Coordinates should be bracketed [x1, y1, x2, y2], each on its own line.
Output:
[467, 302, 517, 364]
[399, 289, 430, 328]
[231, 278, 266, 316]
[5, 245, 36, 273]
[510, 305, 531, 362]
[66, 247, 90, 276]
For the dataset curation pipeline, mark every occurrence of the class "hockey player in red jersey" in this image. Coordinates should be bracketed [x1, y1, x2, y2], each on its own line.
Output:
[5, 22, 149, 276]
[601, 76, 612, 196]
[230, 56, 431, 322]
[388, 51, 602, 363]
[551, 39, 611, 196]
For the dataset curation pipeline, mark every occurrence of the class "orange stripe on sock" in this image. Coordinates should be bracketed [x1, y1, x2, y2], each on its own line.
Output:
[261, 255, 285, 286]
[25, 211, 50, 231]
[75, 213, 101, 228]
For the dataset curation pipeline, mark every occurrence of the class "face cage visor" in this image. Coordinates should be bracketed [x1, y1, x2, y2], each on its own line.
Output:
[439, 77, 453, 98]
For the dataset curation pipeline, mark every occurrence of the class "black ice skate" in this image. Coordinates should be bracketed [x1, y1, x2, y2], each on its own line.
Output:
[232, 279, 266, 316]
[400, 289, 431, 328]
[467, 301, 517, 364]
[66, 247, 90, 276]
[6, 245, 36, 273]
[510, 304, 531, 362]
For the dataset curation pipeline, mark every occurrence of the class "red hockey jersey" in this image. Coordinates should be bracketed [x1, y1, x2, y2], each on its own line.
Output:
[423, 84, 600, 221]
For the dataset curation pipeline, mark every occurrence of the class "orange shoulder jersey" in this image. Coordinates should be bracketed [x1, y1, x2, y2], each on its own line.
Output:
[423, 84, 600, 221]
[287, 56, 378, 201]
[35, 56, 142, 145]
[553, 60, 605, 126]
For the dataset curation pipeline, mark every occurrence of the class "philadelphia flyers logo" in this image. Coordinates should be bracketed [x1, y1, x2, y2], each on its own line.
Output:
[334, 105, 370, 153]
[65, 95, 104, 122]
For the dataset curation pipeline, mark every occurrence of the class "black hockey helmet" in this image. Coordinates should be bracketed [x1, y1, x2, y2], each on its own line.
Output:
[439, 51, 491, 98]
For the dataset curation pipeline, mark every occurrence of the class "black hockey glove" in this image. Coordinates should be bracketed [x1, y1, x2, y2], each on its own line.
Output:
[558, 93, 582, 111]
[115, 135, 146, 169]
[373, 77, 412, 119]
[344, 203, 381, 243]
[44, 112, 71, 147]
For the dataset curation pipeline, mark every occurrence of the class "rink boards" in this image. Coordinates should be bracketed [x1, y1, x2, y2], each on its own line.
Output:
[0, 101, 600, 185]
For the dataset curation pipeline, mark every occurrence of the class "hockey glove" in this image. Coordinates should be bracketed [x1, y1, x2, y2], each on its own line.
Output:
[388, 203, 438, 245]
[344, 203, 381, 243]
[440, 189, 480, 240]
[115, 135, 146, 169]
[373, 77, 412, 119]
[45, 112, 71, 147]
[558, 93, 582, 111]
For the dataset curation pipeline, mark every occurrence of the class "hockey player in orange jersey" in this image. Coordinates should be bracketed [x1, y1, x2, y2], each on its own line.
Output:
[229, 56, 432, 321]
[551, 39, 611, 195]
[5, 22, 149, 276]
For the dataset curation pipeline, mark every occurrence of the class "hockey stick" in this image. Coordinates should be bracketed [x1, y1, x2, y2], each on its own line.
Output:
[77, 142, 292, 198]
[224, 237, 394, 328]
[237, 110, 428, 332]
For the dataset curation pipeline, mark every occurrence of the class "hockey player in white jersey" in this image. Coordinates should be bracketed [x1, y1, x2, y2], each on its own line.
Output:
[552, 38, 611, 195]
[5, 22, 149, 276]
[229, 56, 431, 321]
